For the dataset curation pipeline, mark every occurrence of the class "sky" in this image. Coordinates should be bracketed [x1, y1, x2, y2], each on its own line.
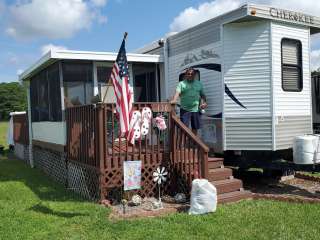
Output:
[0, 0, 320, 83]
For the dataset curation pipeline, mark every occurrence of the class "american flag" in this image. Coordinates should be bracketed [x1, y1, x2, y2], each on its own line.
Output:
[110, 36, 134, 143]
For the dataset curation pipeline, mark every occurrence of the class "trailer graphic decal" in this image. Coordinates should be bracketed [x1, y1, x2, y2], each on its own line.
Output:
[186, 63, 247, 109]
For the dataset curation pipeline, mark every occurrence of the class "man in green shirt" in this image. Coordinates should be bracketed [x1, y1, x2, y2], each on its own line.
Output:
[171, 68, 207, 135]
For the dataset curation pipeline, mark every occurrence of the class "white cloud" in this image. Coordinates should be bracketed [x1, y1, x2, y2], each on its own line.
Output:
[41, 44, 68, 55]
[5, 0, 107, 40]
[170, 0, 242, 32]
[90, 0, 107, 7]
[311, 50, 320, 71]
[16, 69, 24, 76]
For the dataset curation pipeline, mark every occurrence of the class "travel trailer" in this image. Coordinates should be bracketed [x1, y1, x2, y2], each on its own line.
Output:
[15, 4, 320, 201]
[136, 4, 320, 154]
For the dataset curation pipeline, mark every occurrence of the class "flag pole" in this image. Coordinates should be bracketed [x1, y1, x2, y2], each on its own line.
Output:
[102, 32, 128, 103]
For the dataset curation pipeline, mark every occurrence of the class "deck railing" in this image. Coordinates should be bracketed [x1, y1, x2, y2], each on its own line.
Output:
[66, 103, 172, 169]
[65, 102, 209, 197]
[12, 113, 29, 145]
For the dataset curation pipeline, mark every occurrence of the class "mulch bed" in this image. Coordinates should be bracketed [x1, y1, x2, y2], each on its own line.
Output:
[238, 169, 320, 204]
[295, 172, 320, 183]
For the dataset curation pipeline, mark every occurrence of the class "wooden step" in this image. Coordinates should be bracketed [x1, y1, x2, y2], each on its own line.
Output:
[218, 190, 252, 204]
[208, 168, 233, 181]
[208, 157, 224, 169]
[211, 179, 243, 194]
[176, 157, 224, 170]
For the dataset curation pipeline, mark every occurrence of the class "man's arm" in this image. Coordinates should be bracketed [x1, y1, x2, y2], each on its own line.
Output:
[170, 91, 180, 104]
[200, 85, 207, 109]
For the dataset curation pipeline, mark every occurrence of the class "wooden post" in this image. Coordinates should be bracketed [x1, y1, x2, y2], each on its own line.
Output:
[96, 103, 106, 200]
[201, 150, 209, 179]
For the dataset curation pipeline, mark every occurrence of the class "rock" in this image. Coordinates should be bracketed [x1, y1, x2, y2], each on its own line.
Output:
[174, 193, 187, 203]
[131, 194, 142, 206]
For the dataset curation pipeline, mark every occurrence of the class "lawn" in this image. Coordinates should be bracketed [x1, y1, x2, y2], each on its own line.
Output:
[1, 155, 320, 240]
[0, 121, 8, 148]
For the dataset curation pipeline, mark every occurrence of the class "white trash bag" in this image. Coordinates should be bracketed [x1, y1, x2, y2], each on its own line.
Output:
[189, 179, 217, 215]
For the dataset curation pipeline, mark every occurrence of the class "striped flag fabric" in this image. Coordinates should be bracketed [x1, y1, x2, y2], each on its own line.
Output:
[110, 35, 134, 143]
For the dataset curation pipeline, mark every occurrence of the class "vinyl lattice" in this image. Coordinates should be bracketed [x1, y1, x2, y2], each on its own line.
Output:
[67, 161, 100, 201]
[33, 146, 67, 185]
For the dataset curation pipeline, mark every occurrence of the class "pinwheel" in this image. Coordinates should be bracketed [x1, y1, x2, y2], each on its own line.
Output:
[153, 167, 168, 185]
[152, 166, 168, 209]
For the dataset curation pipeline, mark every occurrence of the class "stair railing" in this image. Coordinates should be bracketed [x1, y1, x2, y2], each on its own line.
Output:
[170, 110, 209, 187]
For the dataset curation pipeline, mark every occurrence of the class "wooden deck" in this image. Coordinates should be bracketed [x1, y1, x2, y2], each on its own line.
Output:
[64, 102, 251, 203]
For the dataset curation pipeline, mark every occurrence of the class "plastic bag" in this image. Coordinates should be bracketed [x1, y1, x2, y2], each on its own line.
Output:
[189, 179, 217, 215]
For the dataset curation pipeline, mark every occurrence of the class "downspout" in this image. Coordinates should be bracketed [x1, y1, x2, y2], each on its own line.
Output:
[163, 38, 169, 99]
[26, 81, 34, 168]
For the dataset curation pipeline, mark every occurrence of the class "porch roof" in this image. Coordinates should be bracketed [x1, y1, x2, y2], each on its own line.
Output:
[19, 50, 163, 81]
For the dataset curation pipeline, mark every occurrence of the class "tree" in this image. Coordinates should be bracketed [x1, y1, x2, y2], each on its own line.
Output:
[0, 82, 27, 121]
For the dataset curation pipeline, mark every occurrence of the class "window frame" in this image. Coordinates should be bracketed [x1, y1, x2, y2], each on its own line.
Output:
[281, 38, 303, 92]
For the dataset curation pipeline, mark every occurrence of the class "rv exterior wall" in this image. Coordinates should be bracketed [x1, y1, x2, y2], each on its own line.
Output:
[32, 122, 66, 145]
[223, 20, 273, 151]
[165, 15, 223, 115]
[271, 22, 312, 149]
[167, 42, 222, 115]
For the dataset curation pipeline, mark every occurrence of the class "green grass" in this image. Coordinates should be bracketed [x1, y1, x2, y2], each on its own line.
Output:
[1, 156, 320, 240]
[0, 121, 8, 148]
[297, 171, 320, 177]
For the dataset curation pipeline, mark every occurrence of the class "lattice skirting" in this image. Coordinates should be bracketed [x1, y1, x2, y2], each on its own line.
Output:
[32, 146, 101, 201]
[14, 143, 30, 164]
[67, 161, 100, 201]
[33, 146, 67, 185]
[101, 158, 188, 201]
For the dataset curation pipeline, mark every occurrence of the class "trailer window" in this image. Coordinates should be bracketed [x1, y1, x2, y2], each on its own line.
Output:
[281, 38, 303, 92]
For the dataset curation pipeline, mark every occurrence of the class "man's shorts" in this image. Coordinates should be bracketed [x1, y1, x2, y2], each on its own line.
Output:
[180, 108, 201, 130]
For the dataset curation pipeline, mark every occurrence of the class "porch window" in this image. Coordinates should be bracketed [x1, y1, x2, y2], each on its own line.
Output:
[30, 62, 62, 122]
[281, 38, 303, 92]
[97, 66, 114, 102]
[133, 63, 158, 102]
[63, 61, 93, 107]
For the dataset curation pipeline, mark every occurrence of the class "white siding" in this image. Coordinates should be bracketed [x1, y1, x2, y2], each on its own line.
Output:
[271, 22, 312, 149]
[272, 22, 311, 116]
[32, 121, 66, 145]
[167, 42, 223, 115]
[223, 21, 273, 150]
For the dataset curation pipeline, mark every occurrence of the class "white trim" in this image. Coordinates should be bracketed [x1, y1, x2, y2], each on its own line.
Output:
[20, 50, 163, 82]
[309, 28, 313, 132]
[221, 24, 226, 151]
[9, 111, 26, 116]
[26, 86, 34, 168]
[270, 21, 276, 151]
[93, 61, 99, 96]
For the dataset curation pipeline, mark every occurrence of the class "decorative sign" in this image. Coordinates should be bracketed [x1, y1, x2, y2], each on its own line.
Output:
[180, 49, 220, 67]
[123, 160, 142, 191]
[269, 8, 314, 25]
